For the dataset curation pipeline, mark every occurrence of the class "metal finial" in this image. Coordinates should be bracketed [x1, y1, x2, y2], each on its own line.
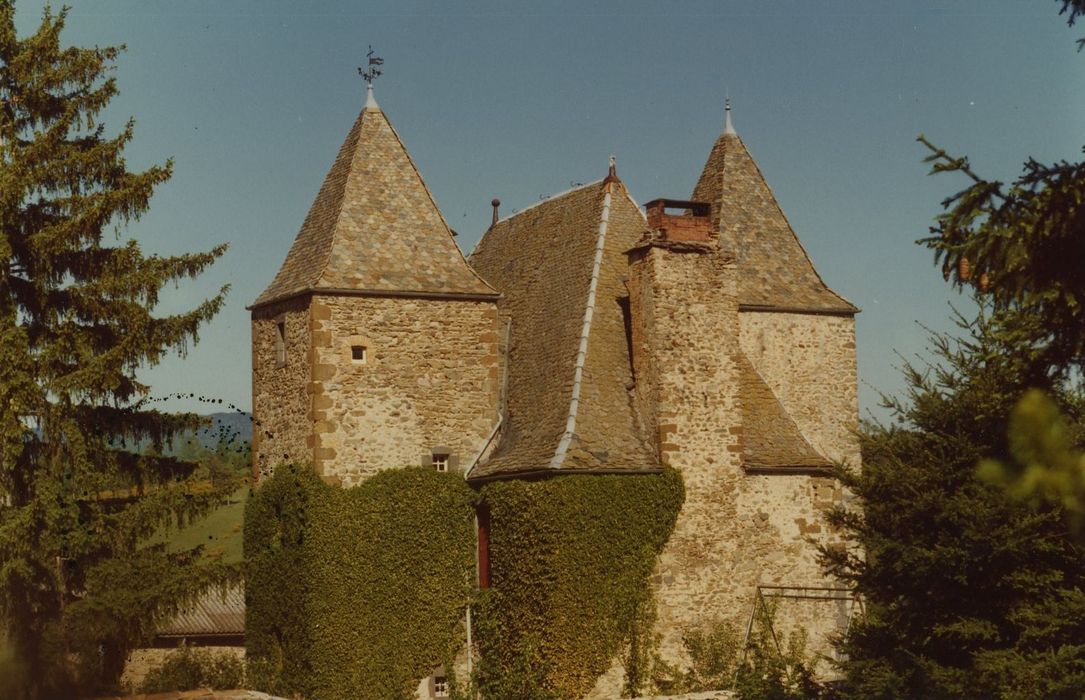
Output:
[358, 45, 384, 86]
[723, 99, 736, 136]
[491, 198, 501, 227]
[604, 155, 619, 183]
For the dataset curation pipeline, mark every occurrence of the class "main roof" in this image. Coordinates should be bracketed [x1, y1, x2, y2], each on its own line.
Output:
[468, 179, 659, 480]
[691, 118, 857, 314]
[253, 92, 494, 308]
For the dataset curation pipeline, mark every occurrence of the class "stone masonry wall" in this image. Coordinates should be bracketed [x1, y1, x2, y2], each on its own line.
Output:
[309, 294, 499, 486]
[625, 243, 746, 669]
[599, 246, 852, 698]
[739, 312, 860, 467]
[252, 297, 313, 480]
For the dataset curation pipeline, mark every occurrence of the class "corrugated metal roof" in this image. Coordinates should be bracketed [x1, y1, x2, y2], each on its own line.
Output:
[157, 586, 245, 638]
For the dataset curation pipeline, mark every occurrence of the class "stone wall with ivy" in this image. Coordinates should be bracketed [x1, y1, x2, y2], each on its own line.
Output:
[244, 465, 477, 700]
[475, 469, 685, 699]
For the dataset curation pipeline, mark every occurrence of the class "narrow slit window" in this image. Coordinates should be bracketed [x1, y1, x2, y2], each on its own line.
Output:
[617, 297, 635, 382]
[275, 322, 286, 367]
[351, 345, 367, 363]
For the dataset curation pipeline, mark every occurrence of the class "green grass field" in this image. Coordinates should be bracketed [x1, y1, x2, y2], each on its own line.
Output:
[162, 487, 249, 564]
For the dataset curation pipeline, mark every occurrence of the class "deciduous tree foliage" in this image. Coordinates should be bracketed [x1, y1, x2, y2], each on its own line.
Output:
[0, 5, 233, 697]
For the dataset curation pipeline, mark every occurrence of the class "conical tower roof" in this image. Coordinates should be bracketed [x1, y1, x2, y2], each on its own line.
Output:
[253, 90, 495, 308]
[692, 108, 856, 313]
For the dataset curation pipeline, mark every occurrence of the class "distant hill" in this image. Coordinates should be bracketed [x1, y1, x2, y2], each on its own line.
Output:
[167, 412, 253, 455]
[193, 411, 253, 451]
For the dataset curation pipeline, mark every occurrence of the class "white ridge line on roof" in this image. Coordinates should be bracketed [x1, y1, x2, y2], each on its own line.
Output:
[549, 182, 612, 470]
[493, 179, 603, 226]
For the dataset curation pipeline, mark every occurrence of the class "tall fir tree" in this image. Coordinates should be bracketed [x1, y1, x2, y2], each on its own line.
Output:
[822, 3, 1085, 696]
[822, 311, 1085, 698]
[0, 4, 236, 697]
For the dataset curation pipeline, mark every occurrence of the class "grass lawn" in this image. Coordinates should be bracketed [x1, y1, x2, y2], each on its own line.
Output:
[162, 486, 249, 564]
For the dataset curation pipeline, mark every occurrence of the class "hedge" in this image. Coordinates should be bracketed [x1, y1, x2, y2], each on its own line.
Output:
[475, 469, 685, 699]
[244, 465, 477, 700]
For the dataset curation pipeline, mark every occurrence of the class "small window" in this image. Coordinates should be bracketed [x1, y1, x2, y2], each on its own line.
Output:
[351, 345, 367, 363]
[275, 321, 286, 367]
[433, 676, 449, 698]
[432, 453, 449, 473]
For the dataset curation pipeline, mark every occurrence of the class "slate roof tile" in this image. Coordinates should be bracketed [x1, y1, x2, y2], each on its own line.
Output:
[253, 102, 494, 307]
[738, 353, 831, 470]
[692, 130, 857, 313]
[468, 181, 658, 479]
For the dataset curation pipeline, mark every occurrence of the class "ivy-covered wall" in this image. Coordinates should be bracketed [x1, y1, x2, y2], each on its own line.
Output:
[476, 469, 684, 699]
[244, 465, 477, 700]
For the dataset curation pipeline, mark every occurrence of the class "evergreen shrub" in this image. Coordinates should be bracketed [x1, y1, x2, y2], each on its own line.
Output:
[137, 644, 245, 693]
[475, 469, 684, 699]
[244, 465, 477, 700]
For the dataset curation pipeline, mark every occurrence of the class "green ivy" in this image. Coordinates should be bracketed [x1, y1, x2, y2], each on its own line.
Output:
[244, 465, 477, 700]
[475, 469, 684, 699]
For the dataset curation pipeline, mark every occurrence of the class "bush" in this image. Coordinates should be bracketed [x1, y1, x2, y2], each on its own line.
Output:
[138, 644, 244, 693]
[652, 611, 824, 700]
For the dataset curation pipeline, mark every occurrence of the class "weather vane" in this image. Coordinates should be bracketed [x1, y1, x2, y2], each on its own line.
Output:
[358, 45, 384, 85]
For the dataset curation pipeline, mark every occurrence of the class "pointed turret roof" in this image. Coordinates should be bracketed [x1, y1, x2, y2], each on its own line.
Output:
[252, 92, 495, 308]
[692, 108, 857, 313]
[467, 177, 658, 480]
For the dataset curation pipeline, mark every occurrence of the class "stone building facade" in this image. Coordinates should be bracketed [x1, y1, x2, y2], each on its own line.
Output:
[251, 92, 860, 697]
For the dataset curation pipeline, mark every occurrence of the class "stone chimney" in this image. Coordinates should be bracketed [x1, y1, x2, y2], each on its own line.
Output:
[624, 195, 743, 664]
[643, 198, 716, 244]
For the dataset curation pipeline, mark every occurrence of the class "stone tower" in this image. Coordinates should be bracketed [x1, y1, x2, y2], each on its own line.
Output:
[623, 104, 861, 675]
[250, 86, 501, 485]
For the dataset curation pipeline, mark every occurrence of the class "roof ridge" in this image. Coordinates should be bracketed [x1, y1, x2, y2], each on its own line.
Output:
[492, 179, 604, 227]
[549, 181, 614, 469]
[312, 108, 368, 291]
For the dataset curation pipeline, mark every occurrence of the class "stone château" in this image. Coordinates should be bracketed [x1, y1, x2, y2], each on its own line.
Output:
[250, 84, 860, 698]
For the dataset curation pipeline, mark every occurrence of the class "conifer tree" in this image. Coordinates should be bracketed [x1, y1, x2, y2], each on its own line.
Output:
[0, 5, 235, 697]
[822, 311, 1085, 698]
[822, 3, 1085, 696]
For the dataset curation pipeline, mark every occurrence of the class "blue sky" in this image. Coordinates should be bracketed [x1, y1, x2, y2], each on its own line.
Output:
[12, 0, 1085, 422]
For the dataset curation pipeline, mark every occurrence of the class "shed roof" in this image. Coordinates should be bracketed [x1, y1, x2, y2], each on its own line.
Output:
[156, 587, 245, 639]
[691, 122, 857, 314]
[468, 180, 658, 479]
[252, 97, 494, 308]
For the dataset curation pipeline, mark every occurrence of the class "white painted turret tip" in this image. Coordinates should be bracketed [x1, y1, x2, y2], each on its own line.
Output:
[723, 99, 736, 136]
[365, 84, 380, 110]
